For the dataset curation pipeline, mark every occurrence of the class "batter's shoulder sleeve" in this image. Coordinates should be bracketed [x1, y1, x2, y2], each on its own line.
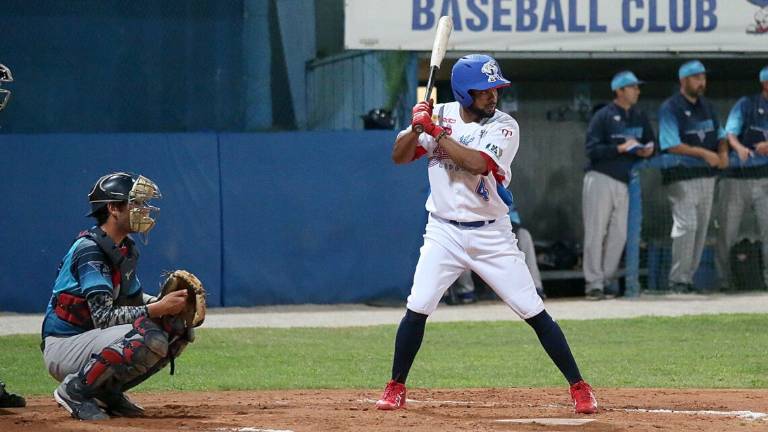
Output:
[395, 126, 430, 161]
[658, 101, 681, 151]
[725, 96, 750, 137]
[478, 113, 519, 185]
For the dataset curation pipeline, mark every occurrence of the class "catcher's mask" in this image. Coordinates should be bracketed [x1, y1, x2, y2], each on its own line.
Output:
[87, 172, 162, 243]
[0, 64, 13, 111]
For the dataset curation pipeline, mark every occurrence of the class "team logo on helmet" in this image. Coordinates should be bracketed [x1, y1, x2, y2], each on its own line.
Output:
[481, 60, 503, 83]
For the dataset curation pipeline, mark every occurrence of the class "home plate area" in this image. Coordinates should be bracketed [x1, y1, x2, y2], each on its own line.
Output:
[2, 388, 766, 432]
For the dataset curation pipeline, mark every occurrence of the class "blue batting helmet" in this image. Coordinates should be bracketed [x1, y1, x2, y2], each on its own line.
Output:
[451, 54, 511, 108]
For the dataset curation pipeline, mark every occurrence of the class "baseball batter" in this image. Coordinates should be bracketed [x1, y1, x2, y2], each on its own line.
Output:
[375, 54, 597, 414]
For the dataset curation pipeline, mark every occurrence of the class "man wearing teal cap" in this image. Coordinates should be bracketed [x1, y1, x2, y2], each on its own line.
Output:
[658, 60, 728, 293]
[716, 66, 768, 290]
[582, 70, 655, 300]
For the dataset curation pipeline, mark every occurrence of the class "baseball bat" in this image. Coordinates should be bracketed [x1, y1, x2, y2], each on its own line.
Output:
[415, 16, 453, 134]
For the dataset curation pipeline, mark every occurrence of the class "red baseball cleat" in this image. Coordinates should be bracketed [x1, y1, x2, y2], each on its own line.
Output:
[375, 380, 407, 410]
[569, 380, 598, 414]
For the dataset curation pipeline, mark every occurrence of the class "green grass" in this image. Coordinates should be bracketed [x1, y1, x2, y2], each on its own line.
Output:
[2, 314, 766, 396]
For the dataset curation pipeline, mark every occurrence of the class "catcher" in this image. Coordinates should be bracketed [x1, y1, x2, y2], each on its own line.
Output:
[41, 172, 205, 421]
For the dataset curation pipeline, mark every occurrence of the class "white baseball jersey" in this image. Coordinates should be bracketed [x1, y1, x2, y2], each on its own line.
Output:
[399, 102, 543, 319]
[401, 101, 520, 222]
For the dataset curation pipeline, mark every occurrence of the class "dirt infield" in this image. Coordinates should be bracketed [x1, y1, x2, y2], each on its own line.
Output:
[1, 388, 766, 431]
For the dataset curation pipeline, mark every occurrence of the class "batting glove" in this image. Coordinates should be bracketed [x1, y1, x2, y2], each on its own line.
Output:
[412, 100, 434, 117]
[412, 111, 435, 134]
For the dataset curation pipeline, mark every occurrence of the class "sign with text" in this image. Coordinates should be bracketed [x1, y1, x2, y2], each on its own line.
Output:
[345, 0, 768, 52]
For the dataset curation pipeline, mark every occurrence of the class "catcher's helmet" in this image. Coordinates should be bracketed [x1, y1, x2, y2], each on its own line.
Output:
[87, 172, 135, 216]
[451, 55, 510, 108]
[0, 64, 13, 111]
[87, 172, 161, 215]
[87, 172, 162, 240]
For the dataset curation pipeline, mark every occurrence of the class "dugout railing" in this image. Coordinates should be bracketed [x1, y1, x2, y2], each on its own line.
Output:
[624, 152, 768, 297]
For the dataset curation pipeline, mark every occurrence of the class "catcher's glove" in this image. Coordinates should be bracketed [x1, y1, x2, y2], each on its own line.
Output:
[158, 270, 206, 329]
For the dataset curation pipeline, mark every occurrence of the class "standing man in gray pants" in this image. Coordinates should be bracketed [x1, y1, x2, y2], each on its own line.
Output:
[583, 71, 655, 300]
[658, 61, 729, 293]
[717, 66, 768, 290]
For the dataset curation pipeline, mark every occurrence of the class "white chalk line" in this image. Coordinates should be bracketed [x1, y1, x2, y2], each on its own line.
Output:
[358, 398, 491, 405]
[358, 398, 768, 421]
[495, 418, 595, 425]
[213, 428, 294, 432]
[614, 408, 768, 421]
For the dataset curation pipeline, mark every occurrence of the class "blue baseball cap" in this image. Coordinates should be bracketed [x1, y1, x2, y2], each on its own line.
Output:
[679, 60, 706, 79]
[611, 71, 643, 91]
[761, 66, 768, 82]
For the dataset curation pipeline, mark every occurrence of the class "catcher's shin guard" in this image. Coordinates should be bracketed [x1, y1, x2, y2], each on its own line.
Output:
[81, 316, 168, 391]
[120, 330, 190, 392]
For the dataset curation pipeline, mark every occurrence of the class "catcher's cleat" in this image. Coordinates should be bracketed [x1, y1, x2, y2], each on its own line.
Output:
[96, 391, 145, 417]
[569, 380, 598, 414]
[54, 375, 109, 421]
[0, 381, 26, 408]
[376, 380, 407, 410]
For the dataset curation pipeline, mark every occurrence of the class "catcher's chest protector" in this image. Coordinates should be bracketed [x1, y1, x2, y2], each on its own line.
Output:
[78, 227, 139, 298]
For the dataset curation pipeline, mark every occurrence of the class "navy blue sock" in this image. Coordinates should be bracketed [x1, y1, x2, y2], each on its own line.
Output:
[525, 310, 583, 385]
[391, 309, 428, 384]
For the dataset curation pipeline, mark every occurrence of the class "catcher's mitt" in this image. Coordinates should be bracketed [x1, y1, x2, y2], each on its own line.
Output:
[159, 270, 206, 329]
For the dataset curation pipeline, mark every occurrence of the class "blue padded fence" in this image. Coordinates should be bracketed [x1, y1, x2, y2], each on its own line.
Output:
[0, 132, 427, 313]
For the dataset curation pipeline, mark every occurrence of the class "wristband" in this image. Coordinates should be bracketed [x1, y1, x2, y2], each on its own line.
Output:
[434, 128, 448, 142]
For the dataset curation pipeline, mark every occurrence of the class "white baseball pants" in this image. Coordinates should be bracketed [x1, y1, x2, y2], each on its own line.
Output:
[406, 214, 544, 318]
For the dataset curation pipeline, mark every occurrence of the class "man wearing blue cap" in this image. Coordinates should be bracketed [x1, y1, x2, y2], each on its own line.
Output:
[658, 60, 728, 293]
[582, 71, 655, 300]
[378, 54, 597, 414]
[716, 66, 768, 290]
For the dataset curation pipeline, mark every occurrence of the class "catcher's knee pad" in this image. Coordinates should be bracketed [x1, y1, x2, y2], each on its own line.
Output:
[82, 316, 169, 389]
[131, 316, 169, 358]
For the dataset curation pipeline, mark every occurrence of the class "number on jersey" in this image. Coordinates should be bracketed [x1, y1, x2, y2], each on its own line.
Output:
[475, 178, 490, 201]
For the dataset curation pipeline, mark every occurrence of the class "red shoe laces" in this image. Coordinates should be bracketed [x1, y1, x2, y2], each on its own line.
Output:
[383, 383, 401, 401]
[573, 383, 593, 403]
